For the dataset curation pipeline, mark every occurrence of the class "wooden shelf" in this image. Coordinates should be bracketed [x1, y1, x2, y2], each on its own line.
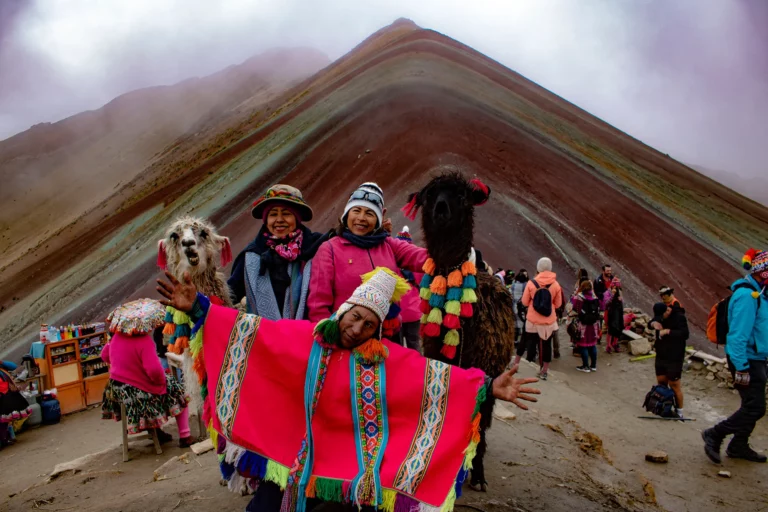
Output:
[84, 373, 109, 381]
[52, 360, 78, 369]
[80, 356, 102, 363]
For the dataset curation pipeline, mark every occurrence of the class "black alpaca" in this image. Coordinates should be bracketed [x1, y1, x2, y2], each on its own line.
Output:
[403, 172, 516, 491]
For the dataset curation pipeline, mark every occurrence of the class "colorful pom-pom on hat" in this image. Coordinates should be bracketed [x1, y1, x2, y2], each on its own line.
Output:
[743, 248, 768, 273]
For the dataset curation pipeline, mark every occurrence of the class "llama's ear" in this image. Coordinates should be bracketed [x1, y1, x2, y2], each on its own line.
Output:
[470, 179, 491, 206]
[219, 237, 233, 268]
[157, 240, 168, 270]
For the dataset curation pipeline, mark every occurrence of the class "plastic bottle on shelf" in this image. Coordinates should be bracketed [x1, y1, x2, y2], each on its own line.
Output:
[40, 324, 49, 344]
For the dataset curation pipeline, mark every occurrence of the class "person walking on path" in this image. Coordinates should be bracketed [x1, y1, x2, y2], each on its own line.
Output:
[702, 249, 768, 464]
[594, 265, 613, 343]
[650, 301, 689, 417]
[307, 183, 428, 342]
[514, 257, 563, 380]
[604, 277, 624, 353]
[394, 226, 423, 352]
[570, 280, 600, 372]
[228, 184, 327, 319]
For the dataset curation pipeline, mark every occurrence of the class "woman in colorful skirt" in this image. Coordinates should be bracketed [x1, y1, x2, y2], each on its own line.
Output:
[0, 368, 32, 449]
[101, 299, 195, 447]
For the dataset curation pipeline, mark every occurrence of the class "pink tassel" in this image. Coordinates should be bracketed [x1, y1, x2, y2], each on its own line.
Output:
[401, 194, 419, 221]
[220, 237, 233, 267]
[441, 344, 457, 359]
[157, 240, 168, 270]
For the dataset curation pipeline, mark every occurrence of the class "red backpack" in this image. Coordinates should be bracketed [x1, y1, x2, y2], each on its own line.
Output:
[707, 283, 761, 346]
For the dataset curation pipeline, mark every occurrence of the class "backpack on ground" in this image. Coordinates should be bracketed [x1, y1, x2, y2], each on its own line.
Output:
[643, 384, 677, 418]
[531, 280, 553, 317]
[706, 282, 761, 346]
[579, 298, 600, 325]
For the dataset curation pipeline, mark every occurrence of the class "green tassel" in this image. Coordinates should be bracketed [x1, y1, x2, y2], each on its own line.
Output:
[445, 300, 461, 316]
[444, 329, 460, 346]
[190, 329, 203, 357]
[315, 477, 344, 502]
[419, 287, 432, 300]
[265, 460, 290, 489]
[421, 314, 429, 325]
[427, 307, 443, 325]
[461, 288, 478, 303]
[200, 380, 208, 400]
[473, 383, 487, 417]
[440, 486, 458, 512]
[382, 489, 397, 512]
[172, 308, 190, 325]
[315, 318, 341, 345]
[218, 453, 225, 463]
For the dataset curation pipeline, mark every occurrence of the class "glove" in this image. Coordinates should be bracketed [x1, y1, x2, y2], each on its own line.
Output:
[734, 371, 751, 388]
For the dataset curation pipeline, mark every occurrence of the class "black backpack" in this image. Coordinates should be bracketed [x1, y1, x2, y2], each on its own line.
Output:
[531, 280, 553, 317]
[579, 298, 600, 325]
[643, 384, 678, 418]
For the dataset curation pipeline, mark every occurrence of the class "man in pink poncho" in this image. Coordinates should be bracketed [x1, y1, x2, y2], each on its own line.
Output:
[157, 267, 539, 512]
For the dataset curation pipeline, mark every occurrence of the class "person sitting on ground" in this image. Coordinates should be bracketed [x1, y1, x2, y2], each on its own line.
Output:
[604, 277, 624, 354]
[650, 301, 689, 417]
[228, 184, 327, 319]
[702, 248, 768, 464]
[156, 268, 540, 511]
[571, 280, 601, 372]
[659, 285, 682, 308]
[514, 257, 563, 381]
[101, 299, 197, 447]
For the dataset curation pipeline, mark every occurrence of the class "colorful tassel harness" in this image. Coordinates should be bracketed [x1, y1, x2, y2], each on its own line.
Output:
[419, 257, 478, 360]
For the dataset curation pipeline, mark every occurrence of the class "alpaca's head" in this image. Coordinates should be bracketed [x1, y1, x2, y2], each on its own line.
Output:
[157, 216, 232, 278]
[402, 172, 490, 270]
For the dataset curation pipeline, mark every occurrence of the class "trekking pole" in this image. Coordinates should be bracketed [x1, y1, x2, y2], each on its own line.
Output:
[637, 416, 696, 422]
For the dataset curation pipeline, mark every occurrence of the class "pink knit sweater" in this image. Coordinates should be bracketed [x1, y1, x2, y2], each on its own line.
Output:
[101, 333, 167, 395]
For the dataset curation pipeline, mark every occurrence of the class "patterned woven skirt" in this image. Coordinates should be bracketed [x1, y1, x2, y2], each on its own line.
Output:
[101, 376, 189, 434]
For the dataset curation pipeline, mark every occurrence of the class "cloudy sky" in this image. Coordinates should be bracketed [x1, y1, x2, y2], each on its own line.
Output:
[1, 0, 766, 177]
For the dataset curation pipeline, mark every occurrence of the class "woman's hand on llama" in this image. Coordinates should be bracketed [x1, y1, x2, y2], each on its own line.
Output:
[492, 365, 540, 410]
[157, 271, 197, 312]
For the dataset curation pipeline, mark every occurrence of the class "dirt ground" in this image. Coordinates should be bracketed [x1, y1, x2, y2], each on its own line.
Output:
[2, 332, 766, 512]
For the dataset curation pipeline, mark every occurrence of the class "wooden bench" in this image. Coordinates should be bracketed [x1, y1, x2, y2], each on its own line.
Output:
[120, 402, 162, 462]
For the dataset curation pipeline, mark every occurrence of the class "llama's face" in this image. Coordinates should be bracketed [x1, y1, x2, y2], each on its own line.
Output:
[159, 217, 232, 278]
[420, 176, 475, 231]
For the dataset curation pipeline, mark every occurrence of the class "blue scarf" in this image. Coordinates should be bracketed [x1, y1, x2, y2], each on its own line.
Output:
[341, 229, 389, 249]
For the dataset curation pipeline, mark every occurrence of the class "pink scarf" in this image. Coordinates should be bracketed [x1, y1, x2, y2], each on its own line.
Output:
[265, 229, 303, 261]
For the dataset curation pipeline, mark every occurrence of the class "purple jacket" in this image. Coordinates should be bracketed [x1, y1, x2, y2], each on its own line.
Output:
[307, 237, 428, 322]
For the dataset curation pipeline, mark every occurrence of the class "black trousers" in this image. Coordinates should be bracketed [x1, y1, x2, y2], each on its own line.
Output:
[516, 331, 537, 362]
[714, 358, 767, 446]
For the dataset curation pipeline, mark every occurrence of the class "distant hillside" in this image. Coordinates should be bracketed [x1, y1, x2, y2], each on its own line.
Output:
[2, 18, 768, 358]
[690, 164, 768, 207]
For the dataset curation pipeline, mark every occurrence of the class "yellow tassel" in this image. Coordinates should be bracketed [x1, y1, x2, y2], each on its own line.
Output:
[421, 314, 429, 325]
[439, 486, 457, 512]
[444, 329, 460, 346]
[461, 260, 477, 277]
[463, 440, 478, 470]
[423, 258, 436, 275]
[427, 308, 443, 325]
[419, 287, 432, 300]
[172, 309, 190, 325]
[265, 460, 290, 489]
[447, 270, 463, 288]
[382, 489, 397, 512]
[430, 275, 447, 295]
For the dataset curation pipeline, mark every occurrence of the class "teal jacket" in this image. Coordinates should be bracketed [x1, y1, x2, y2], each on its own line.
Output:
[726, 275, 768, 371]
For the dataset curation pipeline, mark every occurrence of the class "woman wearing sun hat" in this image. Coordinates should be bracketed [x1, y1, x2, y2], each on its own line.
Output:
[228, 184, 328, 320]
[307, 183, 428, 339]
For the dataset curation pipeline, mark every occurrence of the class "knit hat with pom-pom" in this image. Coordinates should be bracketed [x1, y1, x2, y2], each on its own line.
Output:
[743, 249, 768, 274]
[395, 226, 412, 243]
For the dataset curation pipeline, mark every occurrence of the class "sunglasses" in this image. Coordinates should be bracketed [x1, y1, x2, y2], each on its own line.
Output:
[349, 190, 384, 209]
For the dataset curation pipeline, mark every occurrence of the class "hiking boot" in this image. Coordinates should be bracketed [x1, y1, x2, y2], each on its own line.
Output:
[538, 371, 548, 381]
[576, 366, 591, 373]
[590, 366, 597, 372]
[702, 428, 723, 464]
[726, 444, 767, 463]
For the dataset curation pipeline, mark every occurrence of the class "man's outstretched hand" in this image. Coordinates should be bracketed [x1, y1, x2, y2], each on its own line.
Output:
[157, 271, 197, 313]
[492, 365, 540, 410]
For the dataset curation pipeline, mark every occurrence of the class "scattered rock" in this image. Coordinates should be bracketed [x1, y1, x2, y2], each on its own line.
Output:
[707, 364, 717, 373]
[629, 338, 652, 356]
[717, 382, 727, 388]
[706, 373, 716, 381]
[717, 371, 731, 381]
[191, 438, 214, 455]
[544, 423, 564, 435]
[645, 451, 669, 463]
[494, 403, 517, 421]
[638, 473, 657, 504]
[718, 471, 731, 478]
[153, 456, 181, 482]
[365, 149, 371, 153]
[692, 361, 705, 371]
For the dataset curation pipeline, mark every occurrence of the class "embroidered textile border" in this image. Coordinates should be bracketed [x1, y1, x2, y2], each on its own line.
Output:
[215, 312, 261, 438]
[393, 359, 451, 495]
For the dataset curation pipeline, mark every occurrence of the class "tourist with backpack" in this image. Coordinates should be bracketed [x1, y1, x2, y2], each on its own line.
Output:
[514, 258, 563, 380]
[702, 249, 768, 464]
[571, 280, 600, 372]
[650, 301, 689, 417]
[510, 269, 529, 346]
[604, 277, 624, 353]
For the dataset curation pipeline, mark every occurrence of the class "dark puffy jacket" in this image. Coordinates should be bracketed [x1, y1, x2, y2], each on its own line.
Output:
[655, 305, 690, 363]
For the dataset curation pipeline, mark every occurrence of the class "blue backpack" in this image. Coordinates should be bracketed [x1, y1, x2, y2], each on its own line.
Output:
[643, 385, 677, 418]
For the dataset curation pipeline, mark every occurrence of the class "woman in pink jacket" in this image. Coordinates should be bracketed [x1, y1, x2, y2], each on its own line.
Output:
[101, 299, 195, 447]
[307, 183, 428, 340]
[512, 257, 563, 380]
